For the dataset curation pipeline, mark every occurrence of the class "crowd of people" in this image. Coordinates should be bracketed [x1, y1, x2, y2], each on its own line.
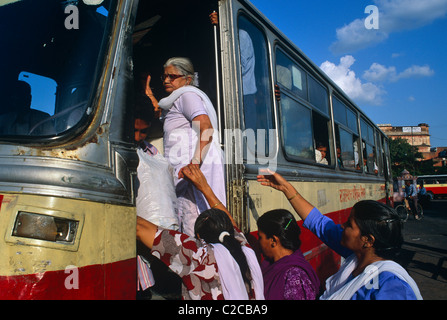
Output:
[133, 56, 422, 300]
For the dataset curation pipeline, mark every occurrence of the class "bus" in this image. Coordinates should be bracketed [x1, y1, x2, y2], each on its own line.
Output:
[417, 175, 447, 199]
[0, 0, 392, 299]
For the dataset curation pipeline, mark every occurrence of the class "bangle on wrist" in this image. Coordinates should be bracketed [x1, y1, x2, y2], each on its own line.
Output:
[212, 201, 222, 208]
[287, 191, 299, 201]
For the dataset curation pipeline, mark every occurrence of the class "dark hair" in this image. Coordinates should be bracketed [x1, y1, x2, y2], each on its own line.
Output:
[352, 200, 403, 260]
[134, 94, 154, 124]
[194, 209, 252, 293]
[256, 209, 301, 251]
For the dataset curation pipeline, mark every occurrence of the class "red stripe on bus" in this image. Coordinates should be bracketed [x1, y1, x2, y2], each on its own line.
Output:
[0, 258, 136, 300]
[426, 186, 447, 195]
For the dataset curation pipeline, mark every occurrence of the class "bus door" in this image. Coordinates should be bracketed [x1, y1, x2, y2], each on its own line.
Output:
[0, 0, 138, 299]
[217, 0, 277, 233]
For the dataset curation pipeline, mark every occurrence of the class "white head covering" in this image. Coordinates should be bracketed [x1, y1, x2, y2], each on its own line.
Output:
[211, 243, 264, 300]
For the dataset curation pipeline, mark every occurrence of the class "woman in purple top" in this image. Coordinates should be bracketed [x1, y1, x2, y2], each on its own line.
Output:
[257, 209, 320, 300]
[257, 169, 422, 300]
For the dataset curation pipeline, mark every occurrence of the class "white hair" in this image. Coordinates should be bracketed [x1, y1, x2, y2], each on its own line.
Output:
[164, 57, 199, 86]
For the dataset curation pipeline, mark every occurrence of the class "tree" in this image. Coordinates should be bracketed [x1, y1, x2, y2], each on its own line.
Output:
[389, 138, 423, 177]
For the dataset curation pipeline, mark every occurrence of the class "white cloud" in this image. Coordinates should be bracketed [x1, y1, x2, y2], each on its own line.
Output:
[330, 19, 388, 53]
[363, 63, 397, 82]
[331, 0, 447, 53]
[320, 55, 385, 106]
[363, 63, 434, 82]
[398, 65, 435, 79]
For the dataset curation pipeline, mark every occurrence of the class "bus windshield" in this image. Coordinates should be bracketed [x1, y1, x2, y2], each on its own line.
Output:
[0, 0, 115, 138]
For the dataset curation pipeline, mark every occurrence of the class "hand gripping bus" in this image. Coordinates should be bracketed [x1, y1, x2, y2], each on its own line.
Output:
[0, 0, 392, 299]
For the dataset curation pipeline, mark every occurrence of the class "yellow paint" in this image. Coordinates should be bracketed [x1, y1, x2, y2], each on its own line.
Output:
[247, 180, 386, 232]
[0, 193, 136, 277]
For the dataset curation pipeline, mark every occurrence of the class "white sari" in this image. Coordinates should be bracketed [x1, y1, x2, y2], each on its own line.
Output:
[159, 86, 226, 236]
[320, 254, 422, 300]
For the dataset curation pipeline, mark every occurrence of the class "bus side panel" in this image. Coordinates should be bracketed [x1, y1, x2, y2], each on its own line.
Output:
[0, 194, 136, 300]
[248, 179, 386, 285]
[0, 259, 135, 300]
[426, 185, 447, 196]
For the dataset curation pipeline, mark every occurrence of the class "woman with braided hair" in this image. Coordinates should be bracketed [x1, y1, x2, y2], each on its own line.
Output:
[137, 164, 263, 300]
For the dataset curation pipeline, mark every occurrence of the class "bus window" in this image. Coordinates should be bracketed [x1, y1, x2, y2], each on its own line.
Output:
[237, 15, 274, 155]
[280, 95, 313, 161]
[308, 75, 329, 115]
[276, 49, 307, 101]
[0, 0, 114, 138]
[382, 136, 391, 177]
[337, 126, 359, 170]
[18, 72, 57, 117]
[313, 111, 331, 165]
[375, 131, 384, 175]
[361, 118, 378, 174]
[333, 96, 361, 171]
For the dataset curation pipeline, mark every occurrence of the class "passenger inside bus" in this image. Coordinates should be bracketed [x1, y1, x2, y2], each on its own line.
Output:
[257, 169, 422, 300]
[142, 57, 226, 238]
[0, 80, 55, 136]
[136, 164, 264, 300]
[315, 142, 328, 165]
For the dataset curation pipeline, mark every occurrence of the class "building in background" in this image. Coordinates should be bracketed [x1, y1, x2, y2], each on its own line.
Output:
[378, 123, 446, 168]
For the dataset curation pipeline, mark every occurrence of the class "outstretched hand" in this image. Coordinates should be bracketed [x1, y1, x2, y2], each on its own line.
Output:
[179, 163, 208, 193]
[256, 169, 290, 193]
[257, 169, 314, 220]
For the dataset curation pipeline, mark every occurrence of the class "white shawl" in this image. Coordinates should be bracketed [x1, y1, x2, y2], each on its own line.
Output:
[158, 85, 221, 146]
[211, 243, 265, 300]
[320, 254, 422, 300]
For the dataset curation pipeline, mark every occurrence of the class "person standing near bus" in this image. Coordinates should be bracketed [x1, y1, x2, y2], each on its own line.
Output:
[405, 180, 420, 220]
[145, 57, 226, 237]
[257, 170, 422, 300]
[257, 209, 320, 300]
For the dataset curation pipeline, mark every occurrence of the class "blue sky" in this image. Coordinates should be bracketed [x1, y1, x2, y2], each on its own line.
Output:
[250, 0, 447, 147]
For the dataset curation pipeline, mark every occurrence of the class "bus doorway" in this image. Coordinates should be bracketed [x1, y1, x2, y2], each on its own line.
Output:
[132, 0, 220, 143]
[131, 0, 223, 300]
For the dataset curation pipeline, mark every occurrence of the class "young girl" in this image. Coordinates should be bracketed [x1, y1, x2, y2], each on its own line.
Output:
[137, 164, 264, 300]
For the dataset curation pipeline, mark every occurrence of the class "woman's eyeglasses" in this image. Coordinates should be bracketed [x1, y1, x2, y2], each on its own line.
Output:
[161, 74, 185, 82]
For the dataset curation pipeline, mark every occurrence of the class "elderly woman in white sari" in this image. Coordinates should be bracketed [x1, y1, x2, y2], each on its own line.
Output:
[257, 169, 422, 300]
[145, 57, 226, 237]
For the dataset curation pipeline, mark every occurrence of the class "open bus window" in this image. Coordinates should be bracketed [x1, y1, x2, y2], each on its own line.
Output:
[313, 111, 331, 166]
[361, 118, 378, 174]
[238, 15, 274, 157]
[337, 126, 360, 170]
[333, 95, 362, 171]
[0, 0, 114, 138]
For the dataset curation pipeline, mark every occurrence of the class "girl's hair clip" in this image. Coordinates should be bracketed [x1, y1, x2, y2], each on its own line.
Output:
[284, 219, 293, 230]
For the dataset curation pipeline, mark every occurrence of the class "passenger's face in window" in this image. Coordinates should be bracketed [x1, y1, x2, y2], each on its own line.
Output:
[134, 119, 150, 143]
[317, 146, 327, 159]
